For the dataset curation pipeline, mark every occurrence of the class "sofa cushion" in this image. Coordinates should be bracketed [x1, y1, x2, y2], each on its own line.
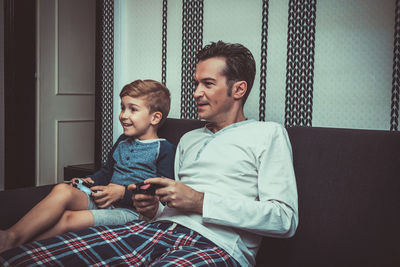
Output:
[256, 126, 400, 266]
[0, 184, 54, 229]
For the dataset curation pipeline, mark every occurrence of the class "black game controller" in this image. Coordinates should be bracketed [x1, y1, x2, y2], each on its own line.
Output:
[132, 182, 162, 195]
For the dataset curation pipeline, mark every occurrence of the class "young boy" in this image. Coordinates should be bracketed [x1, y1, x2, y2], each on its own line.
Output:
[0, 79, 175, 253]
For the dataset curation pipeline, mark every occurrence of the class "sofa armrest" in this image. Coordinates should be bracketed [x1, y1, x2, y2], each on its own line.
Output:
[0, 185, 55, 230]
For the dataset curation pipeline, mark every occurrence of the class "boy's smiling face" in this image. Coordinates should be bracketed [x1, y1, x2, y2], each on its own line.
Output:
[119, 96, 158, 140]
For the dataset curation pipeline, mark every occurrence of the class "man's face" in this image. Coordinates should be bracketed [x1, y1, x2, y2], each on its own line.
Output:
[193, 57, 235, 123]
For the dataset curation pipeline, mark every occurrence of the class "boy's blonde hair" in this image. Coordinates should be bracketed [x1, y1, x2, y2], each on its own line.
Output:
[120, 80, 171, 126]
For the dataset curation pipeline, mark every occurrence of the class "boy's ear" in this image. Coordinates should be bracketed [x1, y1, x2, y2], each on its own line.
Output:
[232, 81, 247, 100]
[151, 111, 162, 125]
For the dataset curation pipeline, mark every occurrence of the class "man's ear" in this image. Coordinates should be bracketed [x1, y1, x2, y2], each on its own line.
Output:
[232, 81, 247, 100]
[151, 111, 162, 125]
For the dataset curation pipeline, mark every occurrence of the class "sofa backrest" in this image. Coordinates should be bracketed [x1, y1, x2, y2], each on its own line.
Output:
[1, 119, 399, 265]
[257, 126, 400, 266]
[160, 119, 400, 266]
[158, 118, 206, 145]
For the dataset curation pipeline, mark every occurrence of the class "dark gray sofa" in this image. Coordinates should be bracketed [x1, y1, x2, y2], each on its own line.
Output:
[1, 118, 399, 266]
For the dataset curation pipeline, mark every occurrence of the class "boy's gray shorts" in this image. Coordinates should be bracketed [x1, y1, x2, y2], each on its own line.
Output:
[87, 195, 139, 226]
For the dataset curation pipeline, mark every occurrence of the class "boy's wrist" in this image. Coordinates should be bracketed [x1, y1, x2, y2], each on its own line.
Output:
[122, 184, 130, 200]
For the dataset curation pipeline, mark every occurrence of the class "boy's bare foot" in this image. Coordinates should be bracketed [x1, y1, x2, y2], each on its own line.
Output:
[0, 230, 17, 253]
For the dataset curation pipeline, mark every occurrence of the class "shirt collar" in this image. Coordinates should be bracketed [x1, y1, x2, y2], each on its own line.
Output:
[204, 119, 255, 135]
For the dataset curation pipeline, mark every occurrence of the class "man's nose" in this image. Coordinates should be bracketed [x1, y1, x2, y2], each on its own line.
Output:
[193, 86, 203, 98]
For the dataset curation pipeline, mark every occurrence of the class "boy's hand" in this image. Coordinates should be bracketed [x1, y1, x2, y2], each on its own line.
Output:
[71, 177, 94, 186]
[128, 184, 159, 219]
[91, 183, 125, 208]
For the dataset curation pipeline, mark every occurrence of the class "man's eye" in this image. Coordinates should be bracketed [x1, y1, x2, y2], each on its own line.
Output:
[121, 106, 125, 111]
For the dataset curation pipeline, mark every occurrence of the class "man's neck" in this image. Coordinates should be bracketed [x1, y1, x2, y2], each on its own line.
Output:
[206, 111, 246, 133]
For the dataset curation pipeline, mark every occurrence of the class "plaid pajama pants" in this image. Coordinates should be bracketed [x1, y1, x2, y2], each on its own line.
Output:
[0, 221, 240, 267]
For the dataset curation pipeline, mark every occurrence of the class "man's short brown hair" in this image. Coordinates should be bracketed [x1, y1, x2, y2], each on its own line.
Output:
[120, 79, 171, 126]
[196, 41, 256, 105]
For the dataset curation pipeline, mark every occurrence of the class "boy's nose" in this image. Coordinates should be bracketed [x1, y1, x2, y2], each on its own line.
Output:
[120, 110, 129, 118]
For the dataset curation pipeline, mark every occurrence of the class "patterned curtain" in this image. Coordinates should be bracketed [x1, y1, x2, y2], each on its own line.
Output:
[391, 0, 400, 131]
[161, 0, 168, 85]
[284, 0, 317, 127]
[95, 0, 114, 168]
[180, 0, 204, 119]
[259, 0, 269, 121]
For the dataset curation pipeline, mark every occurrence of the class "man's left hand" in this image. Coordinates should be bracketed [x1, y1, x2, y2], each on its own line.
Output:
[146, 177, 204, 214]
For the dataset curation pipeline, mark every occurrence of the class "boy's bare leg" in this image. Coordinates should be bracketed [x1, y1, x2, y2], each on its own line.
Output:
[0, 183, 88, 253]
[34, 209, 94, 241]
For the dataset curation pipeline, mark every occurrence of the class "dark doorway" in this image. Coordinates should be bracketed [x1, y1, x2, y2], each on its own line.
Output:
[4, 0, 36, 189]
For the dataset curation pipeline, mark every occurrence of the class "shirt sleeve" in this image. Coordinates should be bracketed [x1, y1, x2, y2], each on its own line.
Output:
[156, 141, 176, 179]
[174, 141, 183, 181]
[140, 141, 176, 221]
[202, 125, 299, 238]
[88, 135, 125, 185]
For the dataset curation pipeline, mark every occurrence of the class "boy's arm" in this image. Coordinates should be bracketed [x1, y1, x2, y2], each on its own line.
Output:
[155, 141, 176, 179]
[118, 141, 176, 208]
[89, 134, 127, 185]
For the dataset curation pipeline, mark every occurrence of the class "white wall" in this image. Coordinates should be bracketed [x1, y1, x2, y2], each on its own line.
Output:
[0, 0, 4, 191]
[114, 0, 182, 141]
[202, 0, 263, 122]
[313, 0, 395, 129]
[113, 0, 396, 142]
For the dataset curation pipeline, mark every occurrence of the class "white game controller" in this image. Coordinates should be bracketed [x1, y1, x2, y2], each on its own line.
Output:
[73, 179, 94, 196]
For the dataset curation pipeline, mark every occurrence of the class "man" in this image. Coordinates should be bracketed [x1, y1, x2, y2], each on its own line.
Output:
[0, 41, 298, 267]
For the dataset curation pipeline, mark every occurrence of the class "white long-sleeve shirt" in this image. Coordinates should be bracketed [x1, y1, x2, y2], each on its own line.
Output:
[155, 119, 298, 266]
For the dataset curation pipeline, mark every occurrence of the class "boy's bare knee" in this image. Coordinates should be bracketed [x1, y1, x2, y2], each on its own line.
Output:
[52, 183, 69, 192]
[51, 183, 75, 198]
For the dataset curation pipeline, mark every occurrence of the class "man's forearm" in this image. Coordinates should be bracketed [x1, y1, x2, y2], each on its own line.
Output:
[193, 192, 204, 214]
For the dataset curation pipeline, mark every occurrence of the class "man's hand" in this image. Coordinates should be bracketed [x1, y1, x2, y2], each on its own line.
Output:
[128, 184, 159, 219]
[147, 177, 204, 214]
[91, 183, 125, 209]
